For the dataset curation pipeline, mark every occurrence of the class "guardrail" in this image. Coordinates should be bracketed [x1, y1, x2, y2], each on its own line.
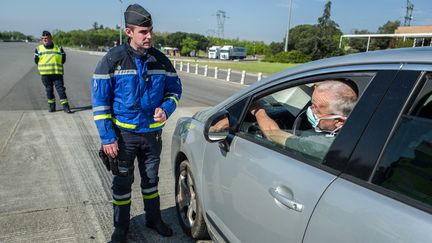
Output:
[173, 60, 265, 86]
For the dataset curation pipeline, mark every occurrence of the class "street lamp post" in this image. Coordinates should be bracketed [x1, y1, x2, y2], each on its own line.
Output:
[253, 42, 256, 59]
[284, 0, 293, 52]
[119, 0, 123, 45]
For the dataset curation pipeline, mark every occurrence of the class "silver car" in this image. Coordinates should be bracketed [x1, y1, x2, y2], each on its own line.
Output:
[171, 47, 432, 243]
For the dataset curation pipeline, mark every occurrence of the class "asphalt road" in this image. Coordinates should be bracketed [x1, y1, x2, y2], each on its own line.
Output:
[0, 42, 245, 242]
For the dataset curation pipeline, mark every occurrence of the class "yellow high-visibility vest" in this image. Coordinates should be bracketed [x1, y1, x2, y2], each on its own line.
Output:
[37, 44, 64, 75]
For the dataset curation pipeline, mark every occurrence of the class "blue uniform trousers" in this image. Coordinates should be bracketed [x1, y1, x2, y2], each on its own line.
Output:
[41, 74, 68, 103]
[111, 128, 163, 231]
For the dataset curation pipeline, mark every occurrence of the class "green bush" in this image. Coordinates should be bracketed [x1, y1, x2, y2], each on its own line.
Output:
[263, 50, 311, 63]
[395, 39, 414, 48]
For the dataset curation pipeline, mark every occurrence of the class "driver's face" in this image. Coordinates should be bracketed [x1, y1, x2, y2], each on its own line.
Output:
[311, 90, 339, 131]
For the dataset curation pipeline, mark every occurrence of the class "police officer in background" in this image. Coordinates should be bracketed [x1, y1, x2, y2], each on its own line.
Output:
[34, 31, 72, 113]
[91, 4, 181, 242]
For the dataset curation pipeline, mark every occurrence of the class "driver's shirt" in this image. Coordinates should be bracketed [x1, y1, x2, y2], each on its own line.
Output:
[284, 129, 335, 161]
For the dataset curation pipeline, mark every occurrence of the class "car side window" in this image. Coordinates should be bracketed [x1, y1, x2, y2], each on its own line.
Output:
[372, 74, 432, 207]
[241, 79, 359, 164]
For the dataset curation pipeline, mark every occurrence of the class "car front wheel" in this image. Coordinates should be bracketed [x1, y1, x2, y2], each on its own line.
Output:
[175, 159, 209, 239]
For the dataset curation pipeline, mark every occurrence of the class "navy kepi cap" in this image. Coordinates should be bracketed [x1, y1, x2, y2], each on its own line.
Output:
[124, 4, 152, 27]
[42, 30, 51, 37]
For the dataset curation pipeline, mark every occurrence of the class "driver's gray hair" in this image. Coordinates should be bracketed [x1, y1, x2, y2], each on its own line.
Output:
[314, 80, 358, 117]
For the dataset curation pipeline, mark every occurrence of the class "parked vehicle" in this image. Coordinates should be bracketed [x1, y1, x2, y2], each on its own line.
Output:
[219, 45, 247, 60]
[171, 47, 432, 242]
[208, 46, 221, 59]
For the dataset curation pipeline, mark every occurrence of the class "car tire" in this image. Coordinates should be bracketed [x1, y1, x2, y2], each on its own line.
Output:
[175, 159, 210, 239]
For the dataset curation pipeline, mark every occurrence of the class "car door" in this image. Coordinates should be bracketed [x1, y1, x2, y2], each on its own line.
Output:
[304, 68, 432, 242]
[201, 68, 399, 242]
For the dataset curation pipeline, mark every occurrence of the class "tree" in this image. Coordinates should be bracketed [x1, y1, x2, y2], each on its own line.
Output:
[152, 33, 166, 47]
[263, 50, 311, 63]
[268, 42, 284, 55]
[165, 32, 188, 48]
[313, 0, 343, 59]
[317, 1, 338, 31]
[44, 29, 268, 55]
[188, 33, 209, 51]
[378, 20, 400, 34]
[374, 20, 400, 50]
[349, 29, 370, 52]
[92, 22, 99, 30]
[207, 36, 226, 47]
[281, 1, 343, 60]
[180, 37, 198, 56]
[288, 24, 319, 57]
[0, 31, 27, 41]
[53, 30, 71, 46]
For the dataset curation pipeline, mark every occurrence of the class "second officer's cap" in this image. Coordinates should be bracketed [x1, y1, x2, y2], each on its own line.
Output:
[42, 30, 52, 37]
[124, 4, 152, 27]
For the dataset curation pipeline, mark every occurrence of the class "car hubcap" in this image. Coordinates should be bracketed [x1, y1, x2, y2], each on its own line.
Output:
[177, 167, 197, 228]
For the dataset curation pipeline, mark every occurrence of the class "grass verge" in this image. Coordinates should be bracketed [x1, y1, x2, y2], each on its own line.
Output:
[172, 59, 300, 76]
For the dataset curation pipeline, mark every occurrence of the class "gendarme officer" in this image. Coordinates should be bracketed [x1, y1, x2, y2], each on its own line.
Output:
[91, 4, 182, 242]
[34, 31, 72, 113]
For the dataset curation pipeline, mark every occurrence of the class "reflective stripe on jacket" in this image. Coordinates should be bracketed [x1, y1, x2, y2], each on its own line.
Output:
[36, 44, 64, 75]
[91, 44, 182, 144]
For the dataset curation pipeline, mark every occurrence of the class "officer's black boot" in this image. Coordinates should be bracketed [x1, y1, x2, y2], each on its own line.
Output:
[48, 103, 56, 112]
[144, 196, 173, 237]
[63, 104, 73, 113]
[111, 227, 128, 243]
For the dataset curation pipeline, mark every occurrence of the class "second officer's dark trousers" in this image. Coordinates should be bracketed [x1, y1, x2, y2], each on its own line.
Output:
[112, 128, 163, 232]
[41, 74, 69, 105]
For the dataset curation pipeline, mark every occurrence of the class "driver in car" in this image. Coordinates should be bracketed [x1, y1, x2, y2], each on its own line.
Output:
[251, 80, 358, 159]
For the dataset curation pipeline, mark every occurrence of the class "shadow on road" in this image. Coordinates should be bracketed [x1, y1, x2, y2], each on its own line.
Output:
[71, 105, 93, 112]
[125, 206, 196, 243]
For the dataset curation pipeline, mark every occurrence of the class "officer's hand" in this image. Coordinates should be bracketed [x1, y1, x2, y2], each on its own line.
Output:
[154, 108, 167, 123]
[103, 141, 119, 158]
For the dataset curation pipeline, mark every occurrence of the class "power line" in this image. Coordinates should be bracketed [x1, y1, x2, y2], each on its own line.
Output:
[404, 0, 414, 26]
[215, 10, 229, 38]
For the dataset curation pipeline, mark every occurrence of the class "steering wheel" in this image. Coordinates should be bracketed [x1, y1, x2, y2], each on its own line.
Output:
[249, 122, 264, 137]
[291, 102, 311, 136]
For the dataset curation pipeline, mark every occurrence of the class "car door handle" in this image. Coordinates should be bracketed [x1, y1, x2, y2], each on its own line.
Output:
[269, 187, 304, 212]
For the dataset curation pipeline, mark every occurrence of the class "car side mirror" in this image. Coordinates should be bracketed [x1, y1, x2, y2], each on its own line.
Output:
[204, 110, 230, 142]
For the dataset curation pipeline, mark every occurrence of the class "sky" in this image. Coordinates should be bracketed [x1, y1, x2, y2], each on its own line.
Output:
[1, 0, 431, 43]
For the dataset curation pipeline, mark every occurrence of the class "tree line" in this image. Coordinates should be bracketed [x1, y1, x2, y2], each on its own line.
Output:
[0, 31, 30, 42]
[0, 1, 408, 63]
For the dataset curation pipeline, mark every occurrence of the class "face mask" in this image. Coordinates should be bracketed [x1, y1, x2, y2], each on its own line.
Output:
[306, 106, 319, 128]
[306, 106, 344, 133]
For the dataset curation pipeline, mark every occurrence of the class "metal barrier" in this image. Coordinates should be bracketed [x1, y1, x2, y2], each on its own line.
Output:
[172, 60, 265, 86]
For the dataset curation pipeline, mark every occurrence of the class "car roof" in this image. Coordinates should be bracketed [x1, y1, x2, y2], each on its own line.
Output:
[253, 47, 432, 90]
[214, 47, 432, 111]
[269, 47, 432, 83]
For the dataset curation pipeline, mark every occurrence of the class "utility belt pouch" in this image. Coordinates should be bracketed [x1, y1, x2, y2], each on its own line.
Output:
[110, 158, 120, 176]
[97, 146, 132, 176]
[98, 147, 111, 171]
[116, 160, 133, 177]
[97, 146, 121, 175]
